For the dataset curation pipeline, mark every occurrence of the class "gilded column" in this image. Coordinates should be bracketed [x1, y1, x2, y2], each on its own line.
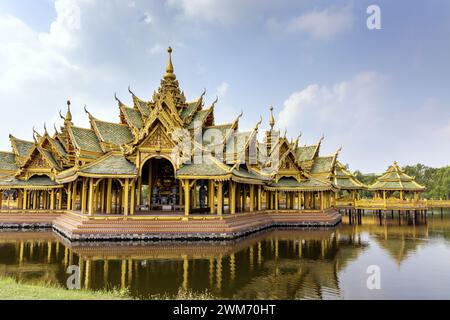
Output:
[209, 180, 215, 214]
[67, 182, 72, 210]
[58, 189, 63, 210]
[81, 178, 87, 215]
[230, 181, 236, 215]
[100, 180, 106, 213]
[249, 184, 255, 212]
[23, 190, 28, 210]
[275, 192, 279, 211]
[72, 180, 78, 211]
[136, 176, 142, 207]
[88, 178, 95, 216]
[257, 185, 262, 211]
[217, 181, 223, 217]
[123, 178, 129, 216]
[106, 178, 112, 214]
[130, 179, 135, 215]
[50, 189, 55, 210]
[183, 180, 190, 217]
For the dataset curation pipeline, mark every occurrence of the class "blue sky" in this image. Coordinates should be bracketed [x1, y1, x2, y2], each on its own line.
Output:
[0, 0, 449, 173]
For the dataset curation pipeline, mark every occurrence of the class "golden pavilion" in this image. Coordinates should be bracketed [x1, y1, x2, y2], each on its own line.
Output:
[0, 48, 429, 226]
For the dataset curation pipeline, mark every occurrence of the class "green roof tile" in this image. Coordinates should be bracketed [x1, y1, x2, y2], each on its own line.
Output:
[93, 120, 134, 146]
[70, 127, 103, 153]
[52, 139, 67, 157]
[268, 177, 332, 190]
[0, 175, 58, 188]
[188, 109, 211, 129]
[296, 145, 318, 162]
[81, 154, 137, 175]
[0, 152, 18, 172]
[122, 106, 143, 129]
[311, 156, 335, 174]
[176, 163, 230, 177]
[14, 139, 34, 158]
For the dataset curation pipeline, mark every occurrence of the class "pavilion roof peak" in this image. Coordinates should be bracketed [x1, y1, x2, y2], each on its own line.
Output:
[164, 47, 176, 81]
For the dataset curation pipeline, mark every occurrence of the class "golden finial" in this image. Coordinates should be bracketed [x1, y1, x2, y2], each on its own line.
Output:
[269, 106, 275, 130]
[65, 100, 73, 122]
[164, 46, 176, 80]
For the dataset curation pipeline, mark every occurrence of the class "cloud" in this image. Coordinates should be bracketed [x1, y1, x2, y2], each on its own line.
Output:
[277, 72, 383, 165]
[166, 0, 274, 25]
[279, 72, 381, 130]
[286, 6, 354, 39]
[39, 0, 85, 49]
[215, 82, 229, 97]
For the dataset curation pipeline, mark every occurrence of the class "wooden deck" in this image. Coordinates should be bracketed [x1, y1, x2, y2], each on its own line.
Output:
[336, 199, 450, 210]
[0, 209, 341, 242]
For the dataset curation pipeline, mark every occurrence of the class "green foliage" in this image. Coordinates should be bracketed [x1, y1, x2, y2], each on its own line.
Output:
[353, 170, 378, 198]
[403, 164, 450, 199]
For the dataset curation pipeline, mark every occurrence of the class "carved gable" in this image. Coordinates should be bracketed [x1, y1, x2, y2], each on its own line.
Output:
[139, 123, 175, 150]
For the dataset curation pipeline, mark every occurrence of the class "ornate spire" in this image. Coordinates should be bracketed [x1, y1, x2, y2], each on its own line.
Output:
[269, 106, 275, 130]
[164, 47, 176, 81]
[65, 100, 73, 122]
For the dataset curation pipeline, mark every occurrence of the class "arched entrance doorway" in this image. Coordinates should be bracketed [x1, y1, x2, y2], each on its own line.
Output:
[140, 156, 180, 211]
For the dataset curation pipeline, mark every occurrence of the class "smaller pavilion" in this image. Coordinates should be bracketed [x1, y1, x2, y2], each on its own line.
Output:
[369, 162, 426, 201]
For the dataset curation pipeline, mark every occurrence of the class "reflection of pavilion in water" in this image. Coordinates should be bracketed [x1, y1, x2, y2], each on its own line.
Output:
[3, 218, 450, 298]
[0, 230, 368, 299]
[339, 217, 430, 266]
[0, 232, 62, 284]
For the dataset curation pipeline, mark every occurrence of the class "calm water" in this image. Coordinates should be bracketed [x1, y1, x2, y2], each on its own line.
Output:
[1, 211, 450, 300]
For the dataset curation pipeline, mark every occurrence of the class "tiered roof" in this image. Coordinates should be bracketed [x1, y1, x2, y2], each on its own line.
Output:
[369, 162, 425, 192]
[0, 47, 369, 194]
[333, 161, 367, 190]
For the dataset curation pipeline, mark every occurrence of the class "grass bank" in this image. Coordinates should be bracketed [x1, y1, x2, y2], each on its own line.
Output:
[0, 277, 129, 300]
[0, 277, 216, 300]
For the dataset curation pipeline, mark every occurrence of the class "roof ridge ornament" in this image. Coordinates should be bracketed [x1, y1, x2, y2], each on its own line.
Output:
[32, 126, 39, 143]
[210, 96, 218, 109]
[200, 88, 207, 100]
[84, 105, 94, 120]
[164, 47, 176, 81]
[65, 100, 73, 122]
[269, 106, 275, 130]
[114, 92, 124, 106]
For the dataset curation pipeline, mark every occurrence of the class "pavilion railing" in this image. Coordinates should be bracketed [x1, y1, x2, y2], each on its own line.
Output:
[335, 198, 450, 210]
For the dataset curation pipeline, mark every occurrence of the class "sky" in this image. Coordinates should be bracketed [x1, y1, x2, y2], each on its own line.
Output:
[0, 0, 449, 173]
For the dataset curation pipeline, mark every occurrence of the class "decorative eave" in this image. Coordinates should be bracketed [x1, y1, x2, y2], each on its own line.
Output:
[56, 152, 137, 184]
[333, 161, 367, 190]
[183, 92, 206, 125]
[128, 86, 151, 117]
